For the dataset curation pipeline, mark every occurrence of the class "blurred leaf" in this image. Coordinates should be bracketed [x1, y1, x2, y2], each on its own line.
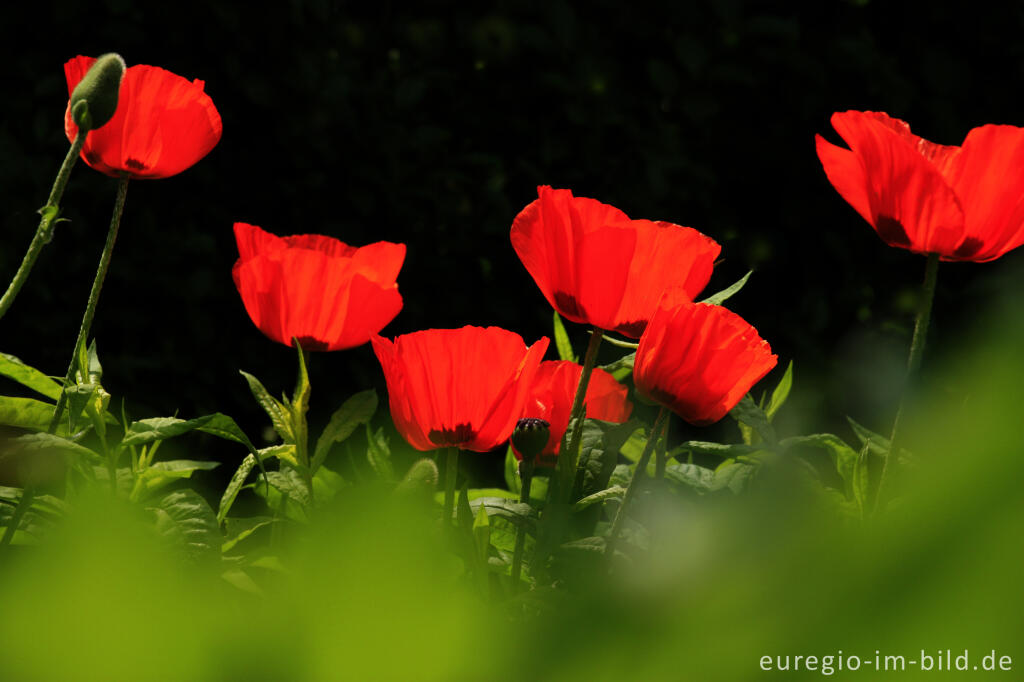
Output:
[149, 489, 220, 563]
[573, 485, 626, 511]
[619, 426, 648, 462]
[6, 432, 99, 462]
[219, 454, 257, 523]
[670, 441, 758, 459]
[240, 370, 294, 443]
[765, 360, 793, 421]
[553, 311, 577, 362]
[396, 458, 438, 496]
[222, 516, 275, 553]
[312, 465, 345, 504]
[135, 460, 219, 500]
[0, 353, 61, 400]
[847, 417, 890, 456]
[700, 270, 752, 305]
[664, 463, 715, 493]
[574, 419, 637, 500]
[504, 446, 521, 495]
[265, 469, 311, 508]
[0, 396, 58, 432]
[473, 504, 490, 564]
[365, 425, 394, 481]
[469, 497, 537, 529]
[712, 460, 758, 494]
[311, 389, 377, 471]
[852, 444, 871, 516]
[600, 352, 635, 381]
[781, 434, 858, 495]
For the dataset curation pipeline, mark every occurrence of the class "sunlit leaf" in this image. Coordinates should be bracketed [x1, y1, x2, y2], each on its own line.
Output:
[0, 353, 61, 400]
[311, 389, 377, 471]
[700, 270, 752, 305]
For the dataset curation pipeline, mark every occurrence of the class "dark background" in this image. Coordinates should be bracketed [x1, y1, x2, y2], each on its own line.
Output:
[3, 0, 1024, 481]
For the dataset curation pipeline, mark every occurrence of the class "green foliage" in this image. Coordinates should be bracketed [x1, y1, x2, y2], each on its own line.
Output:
[311, 389, 377, 471]
[553, 311, 578, 362]
[699, 269, 752, 305]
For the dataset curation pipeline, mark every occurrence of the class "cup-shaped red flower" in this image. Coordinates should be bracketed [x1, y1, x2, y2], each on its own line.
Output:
[372, 327, 550, 452]
[64, 55, 222, 179]
[233, 222, 405, 351]
[513, 360, 633, 465]
[634, 298, 777, 426]
[511, 186, 720, 338]
[816, 110, 1024, 262]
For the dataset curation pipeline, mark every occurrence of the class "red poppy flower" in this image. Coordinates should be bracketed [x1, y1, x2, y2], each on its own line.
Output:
[232, 222, 405, 351]
[371, 327, 549, 452]
[513, 360, 633, 465]
[634, 297, 777, 426]
[816, 110, 1024, 262]
[64, 55, 222, 179]
[511, 186, 720, 338]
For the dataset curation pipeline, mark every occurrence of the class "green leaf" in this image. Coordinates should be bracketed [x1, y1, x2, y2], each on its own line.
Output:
[135, 460, 219, 500]
[221, 568, 262, 595]
[729, 395, 776, 445]
[311, 389, 377, 471]
[664, 463, 715, 493]
[396, 458, 438, 496]
[852, 443, 871, 516]
[149, 489, 221, 563]
[365, 424, 395, 480]
[0, 396, 58, 432]
[469, 497, 538, 529]
[573, 485, 626, 511]
[266, 468, 311, 507]
[433, 487, 518, 506]
[218, 454, 257, 523]
[0, 353, 61, 400]
[600, 352, 635, 382]
[240, 370, 294, 442]
[553, 311, 578, 362]
[574, 419, 637, 500]
[765, 360, 793, 421]
[63, 383, 97, 434]
[503, 446, 521, 495]
[847, 417, 890, 456]
[473, 505, 490, 564]
[6, 432, 100, 462]
[312, 465, 345, 504]
[222, 516, 275, 553]
[711, 460, 758, 494]
[669, 441, 758, 459]
[121, 413, 256, 454]
[781, 434, 859, 495]
[85, 340, 103, 384]
[618, 426, 648, 462]
[700, 270, 752, 305]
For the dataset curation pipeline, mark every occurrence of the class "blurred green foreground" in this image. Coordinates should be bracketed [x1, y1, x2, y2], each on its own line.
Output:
[1, 304, 1022, 682]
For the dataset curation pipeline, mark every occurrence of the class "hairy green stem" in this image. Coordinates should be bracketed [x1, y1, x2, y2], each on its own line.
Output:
[556, 329, 604, 493]
[653, 414, 670, 479]
[876, 252, 940, 511]
[0, 133, 88, 321]
[48, 175, 130, 434]
[606, 407, 669, 559]
[443, 448, 459, 525]
[510, 457, 536, 589]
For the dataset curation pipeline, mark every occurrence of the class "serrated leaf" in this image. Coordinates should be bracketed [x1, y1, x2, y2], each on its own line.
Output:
[121, 413, 256, 455]
[365, 425, 395, 480]
[700, 270, 752, 305]
[729, 395, 776, 445]
[218, 454, 257, 523]
[664, 463, 715, 493]
[149, 489, 220, 563]
[240, 371, 294, 442]
[135, 460, 219, 500]
[0, 353, 61, 400]
[266, 469, 311, 508]
[765, 360, 793, 421]
[553, 311, 577, 362]
[311, 389, 377, 471]
[573, 485, 626, 511]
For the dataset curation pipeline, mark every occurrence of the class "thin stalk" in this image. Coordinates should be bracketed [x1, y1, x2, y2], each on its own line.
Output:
[443, 447, 459, 525]
[605, 407, 669, 558]
[510, 457, 536, 590]
[876, 252, 940, 511]
[653, 413, 670, 479]
[48, 174, 130, 434]
[0, 132, 87, 321]
[0, 485, 35, 548]
[556, 329, 604, 493]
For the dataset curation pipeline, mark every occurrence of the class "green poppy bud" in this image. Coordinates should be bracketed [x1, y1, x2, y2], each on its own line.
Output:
[70, 53, 126, 132]
[511, 418, 550, 462]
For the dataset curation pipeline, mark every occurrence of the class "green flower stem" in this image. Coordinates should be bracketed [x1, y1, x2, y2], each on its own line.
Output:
[48, 174, 130, 434]
[0, 132, 87, 321]
[443, 447, 459, 525]
[876, 252, 940, 512]
[556, 329, 604, 494]
[653, 414, 670, 479]
[510, 456, 536, 590]
[0, 485, 34, 548]
[606, 407, 669, 558]
[292, 342, 313, 492]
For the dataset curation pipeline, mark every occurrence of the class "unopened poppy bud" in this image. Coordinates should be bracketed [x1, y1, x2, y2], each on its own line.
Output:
[511, 418, 550, 462]
[70, 53, 126, 132]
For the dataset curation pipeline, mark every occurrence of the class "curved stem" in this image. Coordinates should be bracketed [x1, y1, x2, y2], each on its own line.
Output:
[0, 132, 88, 321]
[443, 447, 459, 525]
[606, 407, 669, 558]
[48, 175, 130, 434]
[875, 252, 940, 512]
[556, 329, 603, 494]
[510, 457, 536, 590]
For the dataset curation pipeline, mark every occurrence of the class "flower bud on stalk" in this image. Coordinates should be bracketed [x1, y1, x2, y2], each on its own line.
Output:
[69, 53, 125, 132]
[512, 418, 550, 485]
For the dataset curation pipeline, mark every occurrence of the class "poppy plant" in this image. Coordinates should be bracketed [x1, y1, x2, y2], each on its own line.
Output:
[64, 55, 222, 179]
[815, 110, 1024, 262]
[514, 360, 633, 465]
[511, 186, 720, 338]
[232, 222, 406, 352]
[634, 297, 777, 425]
[371, 327, 549, 452]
